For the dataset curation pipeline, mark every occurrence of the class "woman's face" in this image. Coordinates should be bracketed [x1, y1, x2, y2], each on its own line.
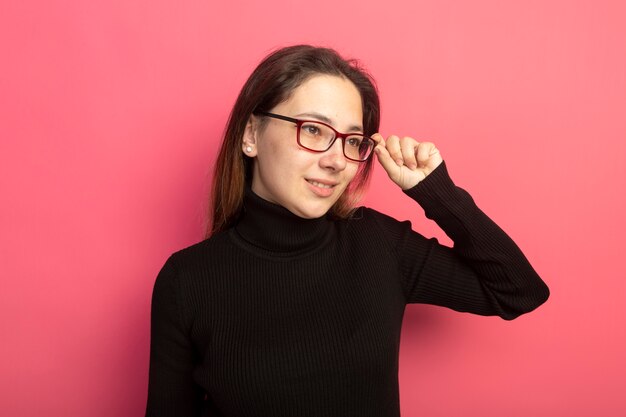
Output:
[243, 74, 363, 219]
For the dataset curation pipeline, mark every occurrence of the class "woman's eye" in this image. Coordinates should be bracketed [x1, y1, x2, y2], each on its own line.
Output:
[303, 125, 321, 135]
[347, 137, 363, 148]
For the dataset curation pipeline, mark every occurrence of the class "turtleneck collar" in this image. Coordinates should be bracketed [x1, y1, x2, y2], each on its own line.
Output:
[233, 186, 335, 256]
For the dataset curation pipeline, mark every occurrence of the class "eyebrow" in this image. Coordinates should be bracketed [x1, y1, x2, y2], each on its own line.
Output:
[294, 112, 363, 133]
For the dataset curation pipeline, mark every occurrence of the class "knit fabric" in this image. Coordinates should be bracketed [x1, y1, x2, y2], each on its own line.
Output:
[145, 162, 549, 417]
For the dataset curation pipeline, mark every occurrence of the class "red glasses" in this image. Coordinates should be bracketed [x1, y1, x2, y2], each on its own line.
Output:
[255, 112, 375, 162]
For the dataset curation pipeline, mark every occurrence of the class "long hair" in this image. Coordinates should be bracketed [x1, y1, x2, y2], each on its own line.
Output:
[208, 45, 380, 237]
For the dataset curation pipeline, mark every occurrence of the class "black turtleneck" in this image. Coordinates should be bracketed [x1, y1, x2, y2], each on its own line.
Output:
[145, 162, 549, 417]
[233, 186, 335, 256]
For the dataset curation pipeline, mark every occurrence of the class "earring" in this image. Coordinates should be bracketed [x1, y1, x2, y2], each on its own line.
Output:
[245, 146, 253, 153]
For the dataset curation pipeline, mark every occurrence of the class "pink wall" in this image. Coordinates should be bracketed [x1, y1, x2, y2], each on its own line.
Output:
[2, 0, 625, 415]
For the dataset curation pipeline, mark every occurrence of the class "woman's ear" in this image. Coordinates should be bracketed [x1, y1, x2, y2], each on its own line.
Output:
[242, 115, 259, 157]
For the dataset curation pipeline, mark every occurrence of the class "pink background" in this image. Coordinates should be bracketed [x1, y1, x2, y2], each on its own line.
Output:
[2, 0, 625, 415]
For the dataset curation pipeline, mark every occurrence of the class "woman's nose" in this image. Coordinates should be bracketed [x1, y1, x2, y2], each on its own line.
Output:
[319, 138, 348, 171]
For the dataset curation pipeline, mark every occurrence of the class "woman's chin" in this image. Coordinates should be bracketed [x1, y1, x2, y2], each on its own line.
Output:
[287, 202, 334, 219]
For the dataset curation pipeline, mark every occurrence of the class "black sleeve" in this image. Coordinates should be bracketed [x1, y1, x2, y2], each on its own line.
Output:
[373, 161, 549, 320]
[145, 255, 204, 416]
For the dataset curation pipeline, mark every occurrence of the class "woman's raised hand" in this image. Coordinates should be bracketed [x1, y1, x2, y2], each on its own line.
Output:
[372, 133, 443, 190]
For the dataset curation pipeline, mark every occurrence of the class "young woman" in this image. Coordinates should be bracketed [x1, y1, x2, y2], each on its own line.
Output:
[145, 45, 549, 417]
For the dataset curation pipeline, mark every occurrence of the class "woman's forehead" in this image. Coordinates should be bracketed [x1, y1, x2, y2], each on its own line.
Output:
[276, 75, 363, 130]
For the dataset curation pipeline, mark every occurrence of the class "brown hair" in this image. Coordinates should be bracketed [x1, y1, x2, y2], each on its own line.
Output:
[208, 45, 380, 237]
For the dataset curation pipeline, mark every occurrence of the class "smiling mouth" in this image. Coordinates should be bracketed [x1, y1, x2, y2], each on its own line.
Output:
[306, 180, 335, 189]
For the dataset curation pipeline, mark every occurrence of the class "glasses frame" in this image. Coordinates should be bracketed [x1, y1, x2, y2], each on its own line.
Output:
[255, 111, 375, 162]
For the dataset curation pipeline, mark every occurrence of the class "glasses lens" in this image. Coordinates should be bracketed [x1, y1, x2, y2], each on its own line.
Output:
[298, 121, 373, 161]
[344, 135, 374, 161]
[299, 122, 335, 151]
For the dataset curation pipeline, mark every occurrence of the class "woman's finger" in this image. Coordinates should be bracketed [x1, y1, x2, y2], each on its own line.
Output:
[400, 136, 419, 170]
[416, 142, 437, 166]
[385, 135, 403, 166]
[372, 134, 399, 176]
[416, 142, 443, 174]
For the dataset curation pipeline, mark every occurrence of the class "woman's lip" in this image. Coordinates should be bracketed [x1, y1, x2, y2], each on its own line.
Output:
[305, 179, 336, 197]
[305, 178, 338, 186]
